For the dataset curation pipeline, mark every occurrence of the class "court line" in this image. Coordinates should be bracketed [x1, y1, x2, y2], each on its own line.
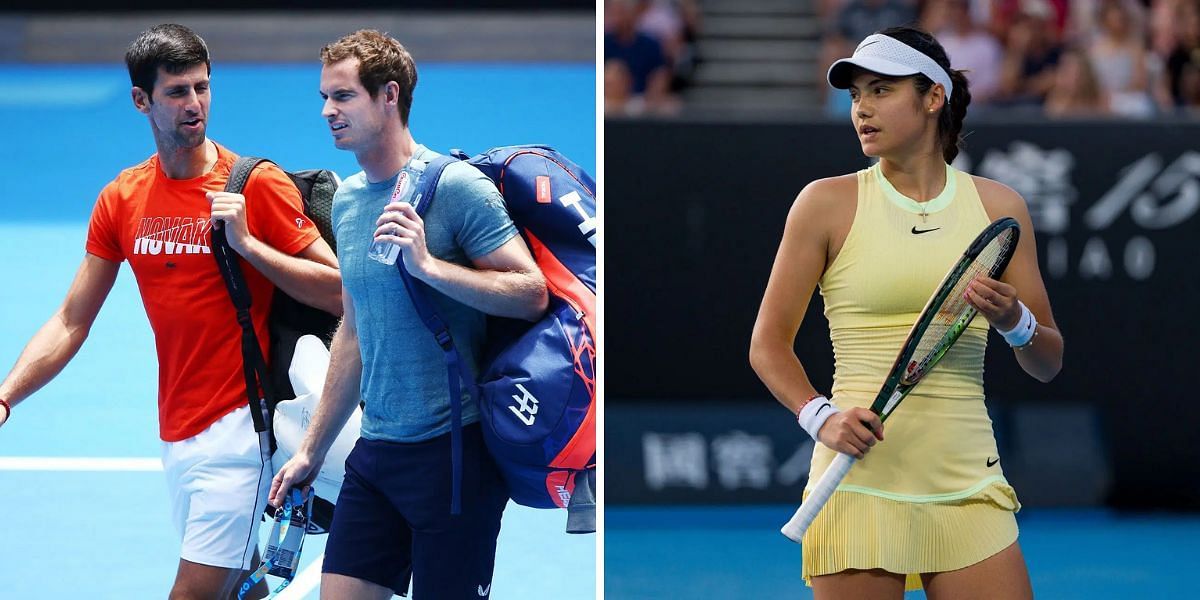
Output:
[1, 455, 329, 596]
[0, 456, 161, 471]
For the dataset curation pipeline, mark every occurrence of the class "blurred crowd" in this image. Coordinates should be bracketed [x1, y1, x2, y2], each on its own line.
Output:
[603, 0, 1200, 119]
[820, 0, 1200, 118]
[604, 0, 700, 116]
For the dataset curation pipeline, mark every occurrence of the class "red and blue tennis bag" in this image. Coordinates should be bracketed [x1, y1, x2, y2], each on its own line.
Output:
[397, 145, 596, 530]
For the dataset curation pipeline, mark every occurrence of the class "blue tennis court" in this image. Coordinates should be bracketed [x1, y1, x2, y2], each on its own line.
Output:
[0, 63, 595, 598]
[605, 505, 1199, 599]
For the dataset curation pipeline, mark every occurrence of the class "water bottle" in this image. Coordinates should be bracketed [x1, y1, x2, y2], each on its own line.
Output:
[368, 159, 428, 265]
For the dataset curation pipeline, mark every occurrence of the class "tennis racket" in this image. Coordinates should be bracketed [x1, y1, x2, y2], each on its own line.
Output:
[780, 216, 1021, 543]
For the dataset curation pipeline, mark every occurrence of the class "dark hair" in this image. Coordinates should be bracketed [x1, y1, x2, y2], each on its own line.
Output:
[878, 26, 971, 164]
[321, 30, 418, 126]
[124, 24, 211, 100]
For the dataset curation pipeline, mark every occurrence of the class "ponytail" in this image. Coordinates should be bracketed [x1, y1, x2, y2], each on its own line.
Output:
[939, 68, 971, 163]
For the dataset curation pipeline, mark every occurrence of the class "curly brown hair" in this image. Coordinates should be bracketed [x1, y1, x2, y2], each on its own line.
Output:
[321, 30, 418, 126]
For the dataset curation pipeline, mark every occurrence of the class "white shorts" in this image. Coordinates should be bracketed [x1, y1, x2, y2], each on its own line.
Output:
[162, 405, 271, 570]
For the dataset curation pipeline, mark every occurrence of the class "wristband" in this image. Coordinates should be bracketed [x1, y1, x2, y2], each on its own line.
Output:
[797, 395, 839, 441]
[0, 399, 10, 425]
[996, 300, 1037, 347]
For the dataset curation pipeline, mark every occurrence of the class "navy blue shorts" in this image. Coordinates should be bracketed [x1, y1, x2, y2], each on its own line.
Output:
[323, 423, 508, 598]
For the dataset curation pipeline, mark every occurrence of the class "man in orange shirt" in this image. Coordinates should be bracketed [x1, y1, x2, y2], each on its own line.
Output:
[0, 24, 340, 599]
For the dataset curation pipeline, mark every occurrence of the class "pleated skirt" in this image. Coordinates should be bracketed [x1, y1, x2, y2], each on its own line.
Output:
[801, 483, 1020, 591]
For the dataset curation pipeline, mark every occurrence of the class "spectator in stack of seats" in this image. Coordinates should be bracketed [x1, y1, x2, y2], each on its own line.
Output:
[985, 0, 1068, 46]
[820, 0, 918, 115]
[604, 63, 634, 115]
[1149, 0, 1183, 58]
[1086, 0, 1171, 117]
[636, 0, 702, 94]
[1044, 46, 1112, 117]
[1070, 0, 1165, 50]
[994, 4, 1063, 111]
[923, 0, 1004, 104]
[835, 0, 917, 43]
[1165, 0, 1200, 110]
[605, 0, 678, 115]
[1175, 60, 1200, 111]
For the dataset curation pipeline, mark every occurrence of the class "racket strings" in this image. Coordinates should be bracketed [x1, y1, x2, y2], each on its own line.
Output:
[907, 229, 1018, 381]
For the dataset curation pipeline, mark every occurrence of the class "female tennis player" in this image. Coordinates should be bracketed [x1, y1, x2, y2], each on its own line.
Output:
[750, 26, 1063, 599]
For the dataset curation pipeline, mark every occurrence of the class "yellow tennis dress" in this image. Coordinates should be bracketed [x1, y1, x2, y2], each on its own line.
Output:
[804, 163, 1020, 590]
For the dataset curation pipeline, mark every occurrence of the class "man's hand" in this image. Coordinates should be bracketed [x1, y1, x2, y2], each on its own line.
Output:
[374, 201, 437, 279]
[269, 451, 322, 508]
[208, 191, 253, 255]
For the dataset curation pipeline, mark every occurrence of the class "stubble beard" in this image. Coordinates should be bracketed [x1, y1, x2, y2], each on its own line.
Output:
[174, 124, 207, 150]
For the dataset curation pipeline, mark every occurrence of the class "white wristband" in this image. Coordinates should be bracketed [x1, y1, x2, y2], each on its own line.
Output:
[797, 396, 840, 441]
[996, 300, 1037, 347]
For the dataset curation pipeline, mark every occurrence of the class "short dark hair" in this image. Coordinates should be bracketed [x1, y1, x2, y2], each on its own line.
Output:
[125, 24, 211, 98]
[320, 30, 418, 126]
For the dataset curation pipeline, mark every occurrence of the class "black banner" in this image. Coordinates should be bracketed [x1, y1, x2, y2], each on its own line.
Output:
[605, 401, 1111, 507]
[605, 400, 815, 505]
[607, 118, 1200, 509]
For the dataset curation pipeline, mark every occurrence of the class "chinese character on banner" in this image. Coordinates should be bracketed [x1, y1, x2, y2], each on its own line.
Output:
[776, 439, 815, 487]
[711, 430, 774, 490]
[977, 141, 1077, 235]
[643, 432, 709, 490]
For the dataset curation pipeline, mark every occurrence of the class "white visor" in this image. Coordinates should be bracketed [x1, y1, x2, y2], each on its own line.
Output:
[827, 34, 953, 101]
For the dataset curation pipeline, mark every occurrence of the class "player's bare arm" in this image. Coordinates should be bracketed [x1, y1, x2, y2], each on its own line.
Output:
[374, 200, 548, 321]
[269, 287, 362, 507]
[750, 177, 883, 454]
[973, 177, 1063, 382]
[0, 254, 119, 424]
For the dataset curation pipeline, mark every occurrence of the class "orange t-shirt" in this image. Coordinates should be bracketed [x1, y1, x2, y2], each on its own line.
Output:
[86, 142, 321, 442]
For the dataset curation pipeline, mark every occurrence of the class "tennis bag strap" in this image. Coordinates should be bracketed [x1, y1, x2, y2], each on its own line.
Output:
[212, 156, 277, 465]
[392, 156, 470, 515]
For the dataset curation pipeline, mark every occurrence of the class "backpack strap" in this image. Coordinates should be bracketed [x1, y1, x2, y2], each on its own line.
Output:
[212, 156, 277, 463]
[393, 155, 477, 515]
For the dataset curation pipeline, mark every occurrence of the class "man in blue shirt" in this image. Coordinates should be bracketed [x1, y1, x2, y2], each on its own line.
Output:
[604, 0, 675, 113]
[271, 29, 547, 600]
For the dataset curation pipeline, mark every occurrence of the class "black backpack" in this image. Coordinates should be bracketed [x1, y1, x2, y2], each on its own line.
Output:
[210, 156, 340, 534]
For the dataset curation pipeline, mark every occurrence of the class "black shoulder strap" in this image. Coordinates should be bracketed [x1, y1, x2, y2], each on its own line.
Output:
[226, 156, 269, 196]
[212, 156, 276, 451]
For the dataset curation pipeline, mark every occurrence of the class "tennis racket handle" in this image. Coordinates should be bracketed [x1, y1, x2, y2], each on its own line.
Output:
[780, 452, 858, 543]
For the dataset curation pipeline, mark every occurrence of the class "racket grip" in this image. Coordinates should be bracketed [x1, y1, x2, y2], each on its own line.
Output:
[780, 452, 857, 543]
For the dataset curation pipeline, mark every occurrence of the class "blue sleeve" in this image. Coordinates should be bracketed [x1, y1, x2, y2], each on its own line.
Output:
[438, 163, 518, 260]
[647, 36, 666, 71]
[331, 181, 355, 265]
